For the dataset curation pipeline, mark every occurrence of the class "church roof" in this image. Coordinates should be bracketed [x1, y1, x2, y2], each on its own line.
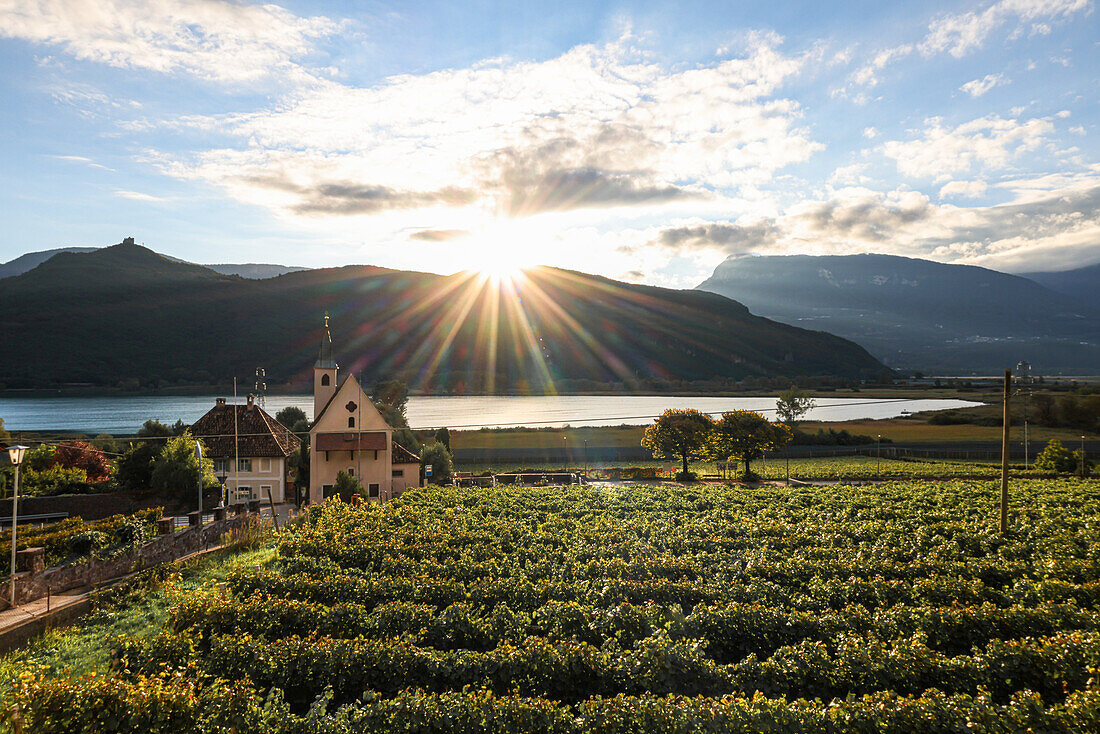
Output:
[191, 398, 301, 458]
[316, 313, 337, 369]
[392, 441, 421, 464]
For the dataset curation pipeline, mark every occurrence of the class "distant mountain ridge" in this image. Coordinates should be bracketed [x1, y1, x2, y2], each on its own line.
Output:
[0, 247, 98, 279]
[1020, 263, 1100, 310]
[0, 245, 306, 280]
[0, 243, 889, 391]
[697, 253, 1100, 373]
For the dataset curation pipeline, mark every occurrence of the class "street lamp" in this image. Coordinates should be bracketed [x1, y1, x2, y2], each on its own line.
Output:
[1016, 362, 1032, 467]
[194, 441, 204, 517]
[7, 445, 28, 607]
[583, 439, 588, 480]
[876, 435, 882, 479]
[217, 472, 228, 508]
[1083, 436, 1088, 478]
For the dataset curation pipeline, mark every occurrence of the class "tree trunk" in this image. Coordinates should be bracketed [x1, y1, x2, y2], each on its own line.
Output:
[681, 454, 689, 476]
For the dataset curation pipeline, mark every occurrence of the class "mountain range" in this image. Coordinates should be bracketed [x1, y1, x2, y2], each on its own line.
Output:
[0, 242, 889, 392]
[697, 254, 1100, 374]
[0, 245, 305, 280]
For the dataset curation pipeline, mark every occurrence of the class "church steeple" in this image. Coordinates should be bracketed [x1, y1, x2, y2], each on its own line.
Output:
[313, 313, 338, 418]
[316, 313, 338, 369]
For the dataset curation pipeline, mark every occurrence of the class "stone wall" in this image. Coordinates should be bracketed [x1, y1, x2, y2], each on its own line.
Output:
[0, 489, 198, 524]
[1, 510, 258, 609]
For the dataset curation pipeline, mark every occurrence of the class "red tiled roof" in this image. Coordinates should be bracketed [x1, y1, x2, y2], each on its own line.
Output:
[315, 432, 387, 451]
[392, 441, 420, 464]
[191, 401, 301, 458]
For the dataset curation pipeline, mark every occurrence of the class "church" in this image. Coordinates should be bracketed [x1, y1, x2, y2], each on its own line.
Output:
[309, 315, 422, 503]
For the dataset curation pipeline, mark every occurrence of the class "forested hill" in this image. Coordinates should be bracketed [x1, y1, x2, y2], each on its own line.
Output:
[1020, 263, 1100, 311]
[0, 243, 890, 391]
[697, 253, 1100, 373]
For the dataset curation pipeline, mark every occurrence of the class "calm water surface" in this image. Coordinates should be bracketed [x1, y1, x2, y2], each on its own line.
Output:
[0, 394, 982, 434]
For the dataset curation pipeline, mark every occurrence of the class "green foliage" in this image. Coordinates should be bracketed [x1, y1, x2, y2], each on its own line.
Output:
[115, 442, 160, 492]
[274, 406, 307, 430]
[419, 441, 453, 485]
[776, 388, 815, 425]
[435, 427, 452, 452]
[640, 409, 713, 476]
[0, 509, 161, 567]
[371, 379, 409, 423]
[24, 444, 55, 472]
[13, 480, 1100, 731]
[150, 432, 218, 501]
[22, 465, 97, 497]
[1035, 440, 1078, 473]
[332, 470, 364, 502]
[0, 416, 8, 443]
[707, 410, 793, 478]
[137, 419, 188, 438]
[67, 530, 109, 555]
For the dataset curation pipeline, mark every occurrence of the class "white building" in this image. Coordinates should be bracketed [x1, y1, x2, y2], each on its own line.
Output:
[191, 394, 301, 504]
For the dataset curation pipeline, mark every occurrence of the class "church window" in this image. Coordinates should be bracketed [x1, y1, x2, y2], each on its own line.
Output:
[321, 374, 330, 386]
[369, 483, 380, 497]
[348, 417, 355, 428]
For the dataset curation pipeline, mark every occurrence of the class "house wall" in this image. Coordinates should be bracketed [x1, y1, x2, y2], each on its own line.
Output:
[213, 456, 288, 503]
[309, 374, 393, 504]
[390, 461, 421, 498]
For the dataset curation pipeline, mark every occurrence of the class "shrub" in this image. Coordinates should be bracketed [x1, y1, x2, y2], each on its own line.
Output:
[68, 530, 109, 556]
[115, 518, 146, 546]
[1035, 440, 1077, 473]
[674, 471, 698, 482]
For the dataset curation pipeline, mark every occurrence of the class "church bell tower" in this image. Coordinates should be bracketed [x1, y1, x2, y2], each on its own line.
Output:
[314, 313, 338, 418]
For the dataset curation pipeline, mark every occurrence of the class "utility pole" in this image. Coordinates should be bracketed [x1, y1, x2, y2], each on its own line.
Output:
[1000, 369, 1011, 534]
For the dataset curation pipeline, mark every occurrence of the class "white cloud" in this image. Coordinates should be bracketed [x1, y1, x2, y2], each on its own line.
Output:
[881, 114, 1055, 181]
[960, 73, 1008, 97]
[648, 178, 1100, 274]
[114, 189, 167, 202]
[939, 180, 989, 198]
[863, 127, 879, 139]
[920, 0, 1089, 58]
[0, 0, 338, 83]
[155, 35, 820, 224]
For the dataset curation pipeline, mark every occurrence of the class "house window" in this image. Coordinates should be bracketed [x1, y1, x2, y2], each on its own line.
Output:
[348, 417, 355, 428]
[214, 458, 230, 474]
[260, 485, 272, 500]
[322, 484, 334, 498]
[236, 485, 252, 501]
[392, 469, 404, 477]
[321, 374, 330, 386]
[347, 468, 355, 476]
[368, 483, 380, 497]
[259, 458, 271, 472]
[237, 458, 252, 472]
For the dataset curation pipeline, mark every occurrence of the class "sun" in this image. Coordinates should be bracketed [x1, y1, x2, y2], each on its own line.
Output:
[468, 221, 544, 280]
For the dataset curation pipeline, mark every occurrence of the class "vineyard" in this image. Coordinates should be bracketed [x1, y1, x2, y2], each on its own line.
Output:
[11, 478, 1100, 732]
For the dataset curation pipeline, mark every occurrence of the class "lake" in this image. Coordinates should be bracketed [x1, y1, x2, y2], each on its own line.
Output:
[0, 394, 983, 434]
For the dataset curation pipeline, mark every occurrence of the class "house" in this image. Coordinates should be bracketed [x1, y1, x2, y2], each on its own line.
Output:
[309, 315, 422, 503]
[191, 394, 301, 504]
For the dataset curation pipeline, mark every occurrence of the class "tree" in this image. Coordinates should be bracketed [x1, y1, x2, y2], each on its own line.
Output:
[150, 432, 218, 503]
[420, 441, 453, 485]
[371, 380, 409, 422]
[776, 388, 815, 426]
[1034, 439, 1079, 474]
[275, 406, 308, 430]
[332, 470, 364, 502]
[707, 410, 793, 480]
[137, 419, 188, 438]
[0, 417, 8, 443]
[53, 441, 111, 482]
[434, 427, 451, 452]
[641, 409, 713, 479]
[116, 442, 161, 491]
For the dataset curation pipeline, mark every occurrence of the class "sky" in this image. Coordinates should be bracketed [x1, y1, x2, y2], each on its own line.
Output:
[0, 0, 1097, 287]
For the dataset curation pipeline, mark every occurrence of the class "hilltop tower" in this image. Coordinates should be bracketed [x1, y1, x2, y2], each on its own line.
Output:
[314, 313, 338, 418]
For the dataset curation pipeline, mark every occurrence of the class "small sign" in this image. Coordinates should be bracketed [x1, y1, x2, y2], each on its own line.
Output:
[425, 464, 433, 477]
